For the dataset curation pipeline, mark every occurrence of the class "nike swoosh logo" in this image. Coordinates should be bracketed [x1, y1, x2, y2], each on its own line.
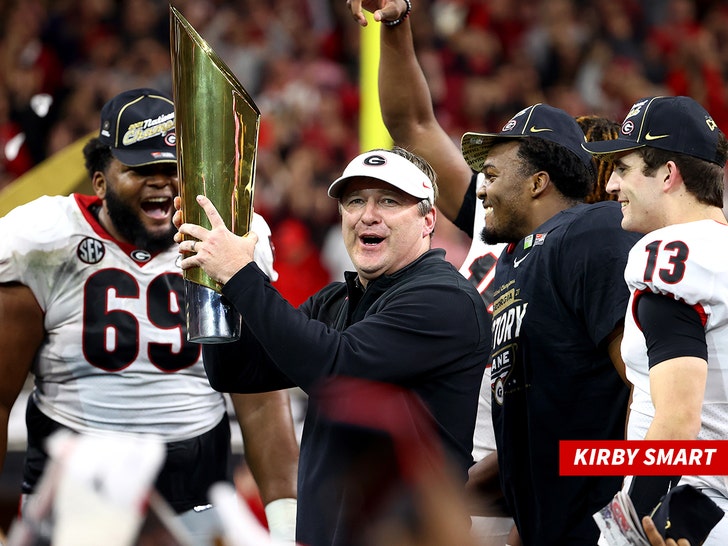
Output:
[529, 126, 553, 133]
[513, 253, 530, 268]
[645, 132, 670, 140]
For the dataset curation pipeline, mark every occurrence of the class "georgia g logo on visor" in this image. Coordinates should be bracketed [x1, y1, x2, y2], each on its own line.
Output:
[363, 155, 387, 166]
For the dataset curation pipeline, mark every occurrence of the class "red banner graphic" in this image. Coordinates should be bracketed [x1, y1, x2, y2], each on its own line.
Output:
[559, 440, 728, 476]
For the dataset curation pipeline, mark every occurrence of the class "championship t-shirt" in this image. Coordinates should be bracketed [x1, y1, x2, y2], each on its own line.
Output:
[489, 201, 640, 545]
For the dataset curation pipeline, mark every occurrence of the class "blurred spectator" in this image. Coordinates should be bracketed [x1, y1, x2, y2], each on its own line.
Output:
[1, 0, 62, 166]
[1, 0, 728, 285]
[271, 217, 331, 308]
[0, 86, 33, 189]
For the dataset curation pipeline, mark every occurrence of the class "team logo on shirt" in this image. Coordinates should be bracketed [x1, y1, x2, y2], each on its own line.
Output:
[493, 375, 506, 406]
[77, 237, 105, 264]
[131, 249, 152, 263]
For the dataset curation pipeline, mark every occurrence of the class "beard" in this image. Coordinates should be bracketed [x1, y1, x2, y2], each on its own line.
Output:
[105, 186, 175, 254]
[480, 225, 505, 246]
[480, 210, 525, 246]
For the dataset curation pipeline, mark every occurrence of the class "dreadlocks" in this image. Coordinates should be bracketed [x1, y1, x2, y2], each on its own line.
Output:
[576, 115, 621, 204]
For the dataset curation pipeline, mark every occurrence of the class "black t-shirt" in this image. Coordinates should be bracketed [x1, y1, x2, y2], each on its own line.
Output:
[489, 201, 641, 545]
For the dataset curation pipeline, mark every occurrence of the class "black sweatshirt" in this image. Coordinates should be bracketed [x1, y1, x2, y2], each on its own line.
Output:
[203, 249, 490, 546]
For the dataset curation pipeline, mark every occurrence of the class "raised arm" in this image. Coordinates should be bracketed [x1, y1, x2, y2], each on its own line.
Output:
[350, 0, 475, 222]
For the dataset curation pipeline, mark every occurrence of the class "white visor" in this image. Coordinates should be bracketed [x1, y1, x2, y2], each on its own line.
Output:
[327, 150, 434, 204]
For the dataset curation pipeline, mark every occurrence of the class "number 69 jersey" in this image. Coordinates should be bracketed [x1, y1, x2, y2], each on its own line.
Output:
[622, 220, 728, 492]
[0, 194, 224, 442]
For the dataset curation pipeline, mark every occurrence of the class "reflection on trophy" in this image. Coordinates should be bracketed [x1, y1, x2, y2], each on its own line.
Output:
[170, 6, 260, 343]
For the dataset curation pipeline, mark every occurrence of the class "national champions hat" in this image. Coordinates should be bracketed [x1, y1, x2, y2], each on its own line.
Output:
[327, 150, 435, 204]
[460, 103, 594, 173]
[98, 88, 177, 167]
[582, 96, 726, 166]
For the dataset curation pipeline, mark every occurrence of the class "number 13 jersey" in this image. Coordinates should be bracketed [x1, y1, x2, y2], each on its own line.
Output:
[622, 219, 728, 494]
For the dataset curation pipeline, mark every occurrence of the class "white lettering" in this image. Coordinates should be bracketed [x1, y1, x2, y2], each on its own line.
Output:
[644, 448, 656, 465]
[627, 449, 639, 465]
[571, 448, 642, 465]
[515, 304, 527, 337]
[705, 448, 717, 465]
[596, 449, 610, 465]
[574, 449, 588, 465]
[657, 449, 674, 465]
[492, 304, 528, 345]
[642, 448, 718, 466]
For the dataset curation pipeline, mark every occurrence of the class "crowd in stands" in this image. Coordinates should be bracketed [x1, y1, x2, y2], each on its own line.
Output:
[1, 0, 727, 302]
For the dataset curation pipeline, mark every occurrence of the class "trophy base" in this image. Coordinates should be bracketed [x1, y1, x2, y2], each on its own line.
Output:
[185, 281, 242, 343]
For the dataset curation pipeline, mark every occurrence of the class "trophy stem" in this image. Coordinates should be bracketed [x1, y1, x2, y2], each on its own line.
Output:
[185, 280, 242, 343]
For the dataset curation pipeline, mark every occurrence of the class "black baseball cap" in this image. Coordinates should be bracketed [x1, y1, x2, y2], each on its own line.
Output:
[650, 484, 724, 545]
[460, 103, 594, 173]
[582, 96, 726, 166]
[98, 88, 177, 167]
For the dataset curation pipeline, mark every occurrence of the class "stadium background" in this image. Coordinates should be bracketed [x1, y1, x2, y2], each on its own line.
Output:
[1, 0, 728, 530]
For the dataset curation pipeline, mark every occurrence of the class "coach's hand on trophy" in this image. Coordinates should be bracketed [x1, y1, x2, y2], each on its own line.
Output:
[174, 194, 257, 285]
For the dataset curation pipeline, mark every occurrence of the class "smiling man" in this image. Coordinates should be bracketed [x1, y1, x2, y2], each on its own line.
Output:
[0, 88, 299, 542]
[175, 146, 491, 546]
[457, 104, 644, 546]
[584, 95, 728, 544]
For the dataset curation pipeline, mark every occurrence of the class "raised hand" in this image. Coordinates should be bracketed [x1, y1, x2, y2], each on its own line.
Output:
[346, 0, 407, 27]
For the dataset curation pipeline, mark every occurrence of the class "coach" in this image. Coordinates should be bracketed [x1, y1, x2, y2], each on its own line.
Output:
[174, 147, 490, 546]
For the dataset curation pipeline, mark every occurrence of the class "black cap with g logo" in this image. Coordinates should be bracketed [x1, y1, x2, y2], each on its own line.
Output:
[98, 88, 177, 167]
[460, 103, 594, 173]
[583, 96, 726, 166]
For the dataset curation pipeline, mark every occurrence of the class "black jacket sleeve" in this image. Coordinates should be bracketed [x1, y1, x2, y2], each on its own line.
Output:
[219, 260, 487, 393]
[202, 309, 296, 393]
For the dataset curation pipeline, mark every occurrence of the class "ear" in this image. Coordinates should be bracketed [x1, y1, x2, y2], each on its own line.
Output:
[91, 171, 107, 199]
[663, 161, 683, 194]
[530, 171, 550, 198]
[423, 206, 436, 237]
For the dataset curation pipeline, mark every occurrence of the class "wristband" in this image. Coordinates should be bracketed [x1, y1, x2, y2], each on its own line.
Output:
[383, 0, 412, 27]
[265, 498, 297, 542]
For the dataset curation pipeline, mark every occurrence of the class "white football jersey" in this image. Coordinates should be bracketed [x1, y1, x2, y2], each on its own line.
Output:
[457, 178, 505, 460]
[623, 220, 728, 495]
[0, 194, 236, 442]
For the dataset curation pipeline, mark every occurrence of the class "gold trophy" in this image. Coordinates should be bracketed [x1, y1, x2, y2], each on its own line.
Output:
[170, 6, 260, 343]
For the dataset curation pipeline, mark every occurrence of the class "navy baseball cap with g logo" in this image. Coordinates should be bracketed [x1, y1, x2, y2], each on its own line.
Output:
[99, 88, 177, 167]
[582, 95, 727, 166]
[649, 484, 724, 545]
[460, 103, 594, 173]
